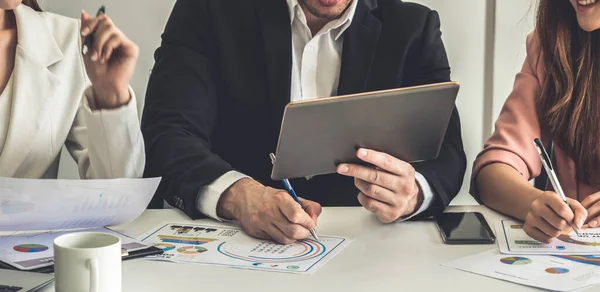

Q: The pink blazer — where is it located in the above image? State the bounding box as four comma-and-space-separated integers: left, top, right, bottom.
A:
471, 32, 597, 202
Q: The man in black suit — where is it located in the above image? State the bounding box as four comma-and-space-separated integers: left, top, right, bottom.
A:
143, 0, 466, 244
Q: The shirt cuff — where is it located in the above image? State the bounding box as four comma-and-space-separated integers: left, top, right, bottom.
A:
196, 171, 249, 221
395, 172, 435, 222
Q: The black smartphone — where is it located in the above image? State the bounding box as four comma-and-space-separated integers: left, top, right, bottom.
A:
434, 212, 496, 244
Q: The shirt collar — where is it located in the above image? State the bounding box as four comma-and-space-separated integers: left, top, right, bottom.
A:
286, 0, 358, 40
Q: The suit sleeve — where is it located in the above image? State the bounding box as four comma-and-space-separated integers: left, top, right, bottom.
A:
142, 0, 233, 219
405, 10, 467, 218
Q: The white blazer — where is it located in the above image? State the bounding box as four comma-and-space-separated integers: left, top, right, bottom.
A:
0, 5, 145, 179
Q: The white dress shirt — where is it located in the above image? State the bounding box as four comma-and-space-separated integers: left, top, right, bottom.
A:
196, 0, 435, 221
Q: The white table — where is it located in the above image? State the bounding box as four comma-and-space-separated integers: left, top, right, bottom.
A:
41, 206, 597, 292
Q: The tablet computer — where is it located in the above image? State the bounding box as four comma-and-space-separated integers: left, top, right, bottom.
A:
271, 81, 460, 180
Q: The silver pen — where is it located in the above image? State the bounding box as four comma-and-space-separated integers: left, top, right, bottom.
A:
269, 153, 319, 242
533, 138, 581, 237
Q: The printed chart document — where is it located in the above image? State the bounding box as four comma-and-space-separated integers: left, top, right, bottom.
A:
443, 249, 600, 292
0, 228, 151, 270
140, 223, 351, 274
497, 220, 600, 255
0, 177, 161, 230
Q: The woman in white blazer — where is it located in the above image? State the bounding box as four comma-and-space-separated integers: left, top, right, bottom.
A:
0, 0, 144, 179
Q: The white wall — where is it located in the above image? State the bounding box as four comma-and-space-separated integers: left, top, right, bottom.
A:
492, 0, 536, 129
410, 0, 492, 205
46, 0, 536, 206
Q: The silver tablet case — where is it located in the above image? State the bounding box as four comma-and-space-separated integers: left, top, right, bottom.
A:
271, 82, 460, 180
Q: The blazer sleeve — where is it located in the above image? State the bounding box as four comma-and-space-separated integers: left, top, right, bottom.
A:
405, 10, 467, 218
470, 33, 545, 202
64, 19, 145, 180
65, 86, 145, 179
141, 0, 233, 218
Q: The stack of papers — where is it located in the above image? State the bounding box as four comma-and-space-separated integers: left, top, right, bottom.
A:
443, 220, 600, 291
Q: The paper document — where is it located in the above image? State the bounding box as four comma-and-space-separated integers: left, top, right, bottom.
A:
0, 177, 161, 230
0, 228, 150, 270
443, 249, 600, 291
497, 220, 600, 255
139, 223, 351, 274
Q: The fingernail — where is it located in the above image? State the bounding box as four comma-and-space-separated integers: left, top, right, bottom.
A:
81, 27, 90, 36
90, 52, 98, 62
578, 218, 585, 228
358, 149, 368, 158
338, 165, 348, 174
590, 220, 598, 228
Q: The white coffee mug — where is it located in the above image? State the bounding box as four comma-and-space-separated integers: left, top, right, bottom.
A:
54, 232, 122, 292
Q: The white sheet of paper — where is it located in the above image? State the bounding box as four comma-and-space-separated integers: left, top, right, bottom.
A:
497, 220, 600, 255
0, 177, 161, 230
0, 228, 150, 270
139, 223, 351, 274
443, 249, 600, 291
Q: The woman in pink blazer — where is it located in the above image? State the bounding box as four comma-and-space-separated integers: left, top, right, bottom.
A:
473, 0, 600, 243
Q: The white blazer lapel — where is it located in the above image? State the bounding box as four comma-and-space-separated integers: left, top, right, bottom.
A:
0, 5, 63, 177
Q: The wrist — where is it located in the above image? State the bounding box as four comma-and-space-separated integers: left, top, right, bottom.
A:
403, 180, 425, 218
91, 86, 131, 109
217, 178, 258, 220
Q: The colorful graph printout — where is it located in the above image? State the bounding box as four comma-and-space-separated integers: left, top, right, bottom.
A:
444, 249, 600, 291
0, 228, 150, 270
140, 223, 351, 274
555, 255, 600, 267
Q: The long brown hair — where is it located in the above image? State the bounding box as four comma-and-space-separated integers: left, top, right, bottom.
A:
22, 0, 42, 11
536, 0, 600, 184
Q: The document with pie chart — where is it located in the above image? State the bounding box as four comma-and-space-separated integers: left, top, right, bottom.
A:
139, 223, 351, 274
0, 228, 149, 270
444, 249, 600, 291
497, 220, 600, 255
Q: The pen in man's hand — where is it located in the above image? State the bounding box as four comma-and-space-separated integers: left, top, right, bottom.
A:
269, 153, 319, 242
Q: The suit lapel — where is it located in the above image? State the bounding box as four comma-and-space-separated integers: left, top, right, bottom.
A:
0, 4, 63, 177
254, 0, 293, 137
337, 1, 382, 96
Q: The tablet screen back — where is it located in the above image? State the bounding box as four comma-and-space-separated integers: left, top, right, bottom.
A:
271, 82, 459, 180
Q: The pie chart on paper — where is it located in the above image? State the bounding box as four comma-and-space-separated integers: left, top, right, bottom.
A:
13, 244, 49, 253
500, 257, 532, 265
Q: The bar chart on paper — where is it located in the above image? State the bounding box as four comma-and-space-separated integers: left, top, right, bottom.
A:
140, 223, 351, 274
497, 220, 600, 255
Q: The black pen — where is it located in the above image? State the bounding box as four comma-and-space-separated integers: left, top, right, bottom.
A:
82, 5, 106, 55
533, 138, 581, 237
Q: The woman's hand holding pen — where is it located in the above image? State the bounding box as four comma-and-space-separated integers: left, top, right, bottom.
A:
80, 10, 139, 109
523, 191, 587, 244
217, 178, 322, 244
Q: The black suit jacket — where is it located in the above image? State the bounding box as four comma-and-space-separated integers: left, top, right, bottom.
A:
142, 0, 467, 219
